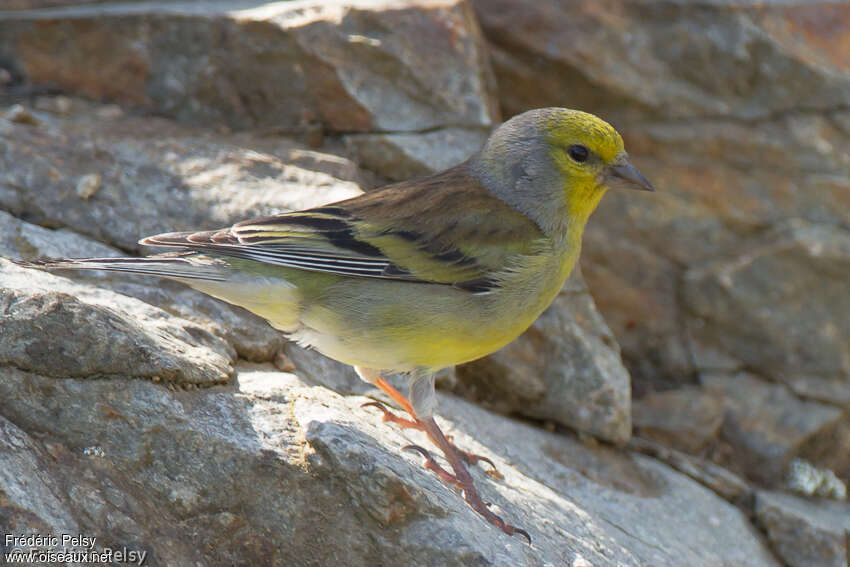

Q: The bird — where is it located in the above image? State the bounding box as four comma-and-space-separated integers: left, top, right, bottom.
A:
15, 107, 653, 542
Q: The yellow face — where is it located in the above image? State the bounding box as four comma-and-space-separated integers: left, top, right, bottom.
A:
544, 109, 625, 178
541, 110, 625, 221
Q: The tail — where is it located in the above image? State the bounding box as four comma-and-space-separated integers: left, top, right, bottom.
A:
13, 254, 230, 282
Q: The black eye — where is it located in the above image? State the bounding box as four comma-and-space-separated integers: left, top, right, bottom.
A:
568, 145, 589, 163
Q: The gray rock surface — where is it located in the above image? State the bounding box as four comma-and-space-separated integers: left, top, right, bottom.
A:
0, 361, 782, 567
457, 271, 632, 445
797, 415, 850, 497
628, 437, 752, 505
631, 386, 724, 454
472, 0, 850, 395
0, 99, 365, 252
685, 221, 850, 406
703, 372, 843, 485
785, 459, 847, 502
344, 127, 490, 181
0, 200, 287, 364
472, 0, 850, 123
0, 0, 498, 133
755, 490, 850, 567
0, 260, 233, 384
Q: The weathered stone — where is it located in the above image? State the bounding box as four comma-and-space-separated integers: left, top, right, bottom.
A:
344, 127, 489, 180
629, 437, 752, 505
4, 103, 39, 125
755, 490, 850, 567
703, 372, 844, 484
797, 414, 850, 495
473, 0, 850, 123
0, 208, 286, 363
1, 0, 98, 9
110, 279, 288, 363
0, 0, 498, 133
0, 260, 234, 384
472, 0, 850, 396
632, 386, 724, 454
685, 221, 850, 405
283, 342, 370, 397
457, 271, 631, 445
583, 112, 850, 394
0, 98, 364, 252
0, 209, 119, 261
786, 459, 847, 502
0, 362, 782, 566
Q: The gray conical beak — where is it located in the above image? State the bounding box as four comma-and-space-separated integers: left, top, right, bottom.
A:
606, 159, 655, 192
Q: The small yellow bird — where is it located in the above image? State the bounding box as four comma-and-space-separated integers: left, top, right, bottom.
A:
19, 108, 652, 541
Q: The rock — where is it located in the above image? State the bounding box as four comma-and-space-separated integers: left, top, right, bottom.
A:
0, 209, 119, 261
33, 94, 73, 114
344, 127, 489, 180
4, 103, 39, 125
0, 208, 287, 363
1, 0, 98, 9
685, 221, 850, 405
0, 98, 365, 252
74, 172, 102, 200
0, 0, 498, 134
472, 0, 850, 123
703, 372, 844, 484
457, 271, 632, 445
797, 414, 850, 495
628, 437, 752, 505
583, 112, 850, 394
755, 490, 850, 567
284, 342, 371, 397
471, 0, 850, 395
0, 260, 234, 385
631, 386, 724, 454
786, 459, 847, 502
0, 360, 782, 566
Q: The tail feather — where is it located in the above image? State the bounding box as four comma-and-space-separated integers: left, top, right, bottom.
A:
13, 255, 230, 282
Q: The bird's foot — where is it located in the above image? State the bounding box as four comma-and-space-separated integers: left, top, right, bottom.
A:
361, 401, 422, 430
362, 376, 527, 542
361, 400, 501, 477
402, 444, 462, 489
416, 417, 530, 544
460, 481, 532, 544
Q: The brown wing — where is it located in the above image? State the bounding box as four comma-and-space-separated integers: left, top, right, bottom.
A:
141, 163, 545, 292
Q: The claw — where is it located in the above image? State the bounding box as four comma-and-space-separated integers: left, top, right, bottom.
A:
511, 527, 532, 544
403, 445, 462, 489
472, 502, 531, 544
401, 444, 430, 458
362, 400, 423, 430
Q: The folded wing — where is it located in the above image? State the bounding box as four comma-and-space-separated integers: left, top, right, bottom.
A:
141, 165, 544, 294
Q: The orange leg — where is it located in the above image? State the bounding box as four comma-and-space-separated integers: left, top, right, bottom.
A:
362, 376, 529, 543
366, 378, 499, 472
375, 377, 417, 416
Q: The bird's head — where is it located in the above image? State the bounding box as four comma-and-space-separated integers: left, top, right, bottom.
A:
472, 107, 653, 235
